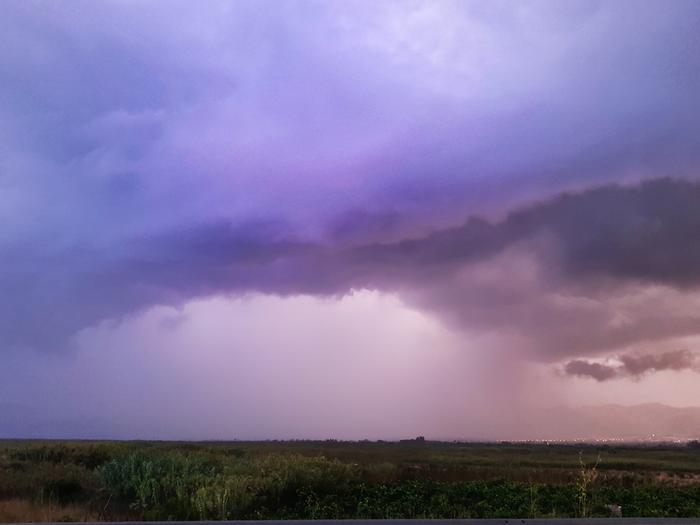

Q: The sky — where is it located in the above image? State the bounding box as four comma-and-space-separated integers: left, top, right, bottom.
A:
2, 0, 700, 440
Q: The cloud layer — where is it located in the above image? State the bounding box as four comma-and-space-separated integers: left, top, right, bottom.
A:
3, 1, 700, 438
5, 177, 700, 364
564, 350, 700, 381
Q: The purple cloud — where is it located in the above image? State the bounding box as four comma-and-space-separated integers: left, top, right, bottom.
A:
1, 1, 700, 440
564, 350, 700, 381
6, 176, 700, 365
2, 1, 700, 438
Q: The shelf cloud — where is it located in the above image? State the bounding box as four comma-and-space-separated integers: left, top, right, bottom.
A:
5, 178, 700, 365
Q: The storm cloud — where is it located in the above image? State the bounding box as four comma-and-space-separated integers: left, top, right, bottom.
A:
5, 177, 700, 362
564, 350, 700, 381
2, 1, 700, 439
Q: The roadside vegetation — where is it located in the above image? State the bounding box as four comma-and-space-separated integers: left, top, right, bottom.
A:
1, 439, 699, 521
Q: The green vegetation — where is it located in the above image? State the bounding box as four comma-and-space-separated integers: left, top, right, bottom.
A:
1, 439, 699, 521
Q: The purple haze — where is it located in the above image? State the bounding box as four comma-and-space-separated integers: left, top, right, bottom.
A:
2, 0, 700, 440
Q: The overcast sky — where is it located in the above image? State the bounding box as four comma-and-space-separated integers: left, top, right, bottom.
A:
2, 0, 700, 440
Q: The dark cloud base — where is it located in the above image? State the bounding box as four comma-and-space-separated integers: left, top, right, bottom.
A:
6, 177, 700, 368
564, 349, 700, 381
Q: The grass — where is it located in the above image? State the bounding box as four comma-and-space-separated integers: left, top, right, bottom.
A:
0, 439, 699, 521
0, 499, 98, 523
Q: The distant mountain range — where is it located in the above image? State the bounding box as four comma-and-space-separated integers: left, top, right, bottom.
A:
528, 403, 700, 441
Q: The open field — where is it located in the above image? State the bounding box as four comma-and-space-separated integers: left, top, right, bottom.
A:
1, 440, 699, 522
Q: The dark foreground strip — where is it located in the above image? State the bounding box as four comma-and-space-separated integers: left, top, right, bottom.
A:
10, 518, 700, 525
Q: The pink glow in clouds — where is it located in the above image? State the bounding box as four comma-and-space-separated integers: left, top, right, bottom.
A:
3, 290, 700, 440
2, 1, 700, 439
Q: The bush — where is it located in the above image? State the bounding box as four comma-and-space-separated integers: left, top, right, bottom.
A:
97, 453, 218, 519
10, 444, 113, 469
42, 479, 85, 504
